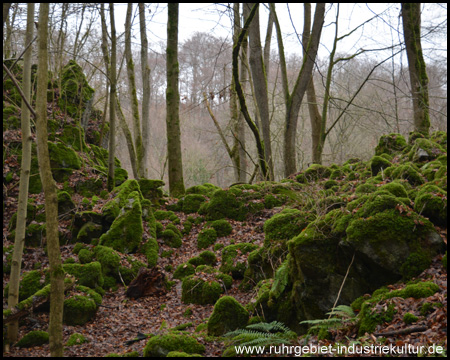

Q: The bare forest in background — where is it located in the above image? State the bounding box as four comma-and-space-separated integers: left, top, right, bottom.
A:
3, 3, 447, 188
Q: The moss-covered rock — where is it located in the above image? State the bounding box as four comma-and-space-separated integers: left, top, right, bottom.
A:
63, 285, 102, 326
185, 183, 220, 197
139, 179, 165, 205
197, 228, 217, 249
66, 332, 88, 346
408, 138, 445, 163
375, 133, 407, 156
58, 60, 95, 119
93, 245, 121, 277
162, 229, 182, 248
201, 190, 248, 221
143, 333, 205, 357
63, 261, 104, 289
15, 330, 49, 348
304, 164, 331, 181
76, 221, 103, 244
414, 184, 447, 226
181, 274, 223, 305
173, 263, 196, 280
180, 194, 207, 214
188, 250, 217, 267
207, 296, 249, 336
141, 237, 159, 268
99, 190, 143, 253
370, 155, 392, 176
264, 209, 313, 246
208, 219, 232, 237
379, 181, 408, 198
389, 163, 425, 186
220, 243, 259, 279
78, 248, 94, 264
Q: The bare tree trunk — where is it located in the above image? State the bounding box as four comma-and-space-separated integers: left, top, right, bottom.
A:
272, 3, 325, 177
7, 3, 34, 344
401, 3, 430, 134
139, 3, 151, 179
247, 3, 274, 180
107, 3, 117, 191
36, 4, 64, 356
125, 3, 145, 179
166, 3, 185, 197
3, 3, 11, 27
303, 3, 323, 164
233, 3, 268, 179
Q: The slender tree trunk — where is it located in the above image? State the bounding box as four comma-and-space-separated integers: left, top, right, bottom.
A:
107, 3, 117, 191
3, 3, 11, 27
7, 3, 34, 344
125, 3, 145, 179
302, 3, 323, 164
139, 3, 151, 179
232, 3, 268, 179
247, 3, 274, 180
166, 3, 185, 197
401, 3, 430, 134
273, 3, 325, 176
35, 4, 64, 356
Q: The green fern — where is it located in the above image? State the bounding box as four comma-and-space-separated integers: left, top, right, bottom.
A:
224, 321, 296, 347
300, 305, 357, 336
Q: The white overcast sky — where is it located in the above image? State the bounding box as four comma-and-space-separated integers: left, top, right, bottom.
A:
110, 3, 447, 65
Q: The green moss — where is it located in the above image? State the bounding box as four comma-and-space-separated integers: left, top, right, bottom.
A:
162, 229, 182, 248
173, 263, 196, 280
186, 183, 220, 197
181, 275, 223, 305
64, 294, 99, 326
414, 185, 447, 226
15, 330, 49, 348
19, 270, 44, 301
63, 261, 104, 288
143, 333, 205, 357
358, 300, 396, 335
78, 249, 93, 264
141, 237, 159, 268
370, 156, 392, 176
66, 332, 88, 346
379, 181, 408, 198
263, 208, 313, 246
180, 194, 207, 214
207, 296, 249, 336
99, 191, 143, 253
208, 219, 232, 237
375, 133, 407, 156
197, 228, 217, 249
220, 243, 259, 279
93, 245, 121, 277
202, 190, 248, 221
188, 250, 217, 267
154, 210, 180, 223
390, 163, 425, 186
399, 252, 432, 279
304, 164, 331, 181
166, 351, 203, 357
408, 138, 445, 162
403, 312, 418, 324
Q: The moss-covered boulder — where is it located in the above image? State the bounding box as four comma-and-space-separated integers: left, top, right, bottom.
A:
197, 228, 217, 249
76, 221, 103, 243
201, 190, 248, 221
138, 179, 165, 205
15, 331, 49, 348
63, 285, 102, 326
208, 219, 232, 237
57, 191, 76, 215
414, 184, 447, 226
207, 296, 249, 336
375, 133, 407, 156
408, 138, 445, 163
180, 194, 207, 214
93, 245, 121, 277
220, 243, 259, 279
303, 164, 331, 181
181, 274, 223, 305
186, 183, 220, 197
370, 155, 392, 176
63, 261, 104, 289
187, 250, 217, 267
143, 333, 205, 357
99, 190, 143, 253
48, 141, 81, 181
173, 263, 196, 280
58, 60, 95, 119
66, 332, 88, 346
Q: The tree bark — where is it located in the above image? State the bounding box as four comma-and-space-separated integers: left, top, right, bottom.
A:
125, 4, 145, 179
35, 4, 65, 356
273, 3, 325, 177
166, 3, 185, 197
7, 3, 34, 344
401, 3, 430, 134
247, 3, 274, 180
232, 3, 268, 179
107, 3, 117, 191
139, 3, 151, 179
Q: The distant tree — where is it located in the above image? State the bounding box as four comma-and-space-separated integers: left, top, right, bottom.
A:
7, 2, 34, 344
166, 3, 185, 196
401, 3, 430, 134
35, 3, 64, 356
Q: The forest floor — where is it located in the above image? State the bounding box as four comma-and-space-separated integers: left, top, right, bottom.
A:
2, 187, 447, 357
